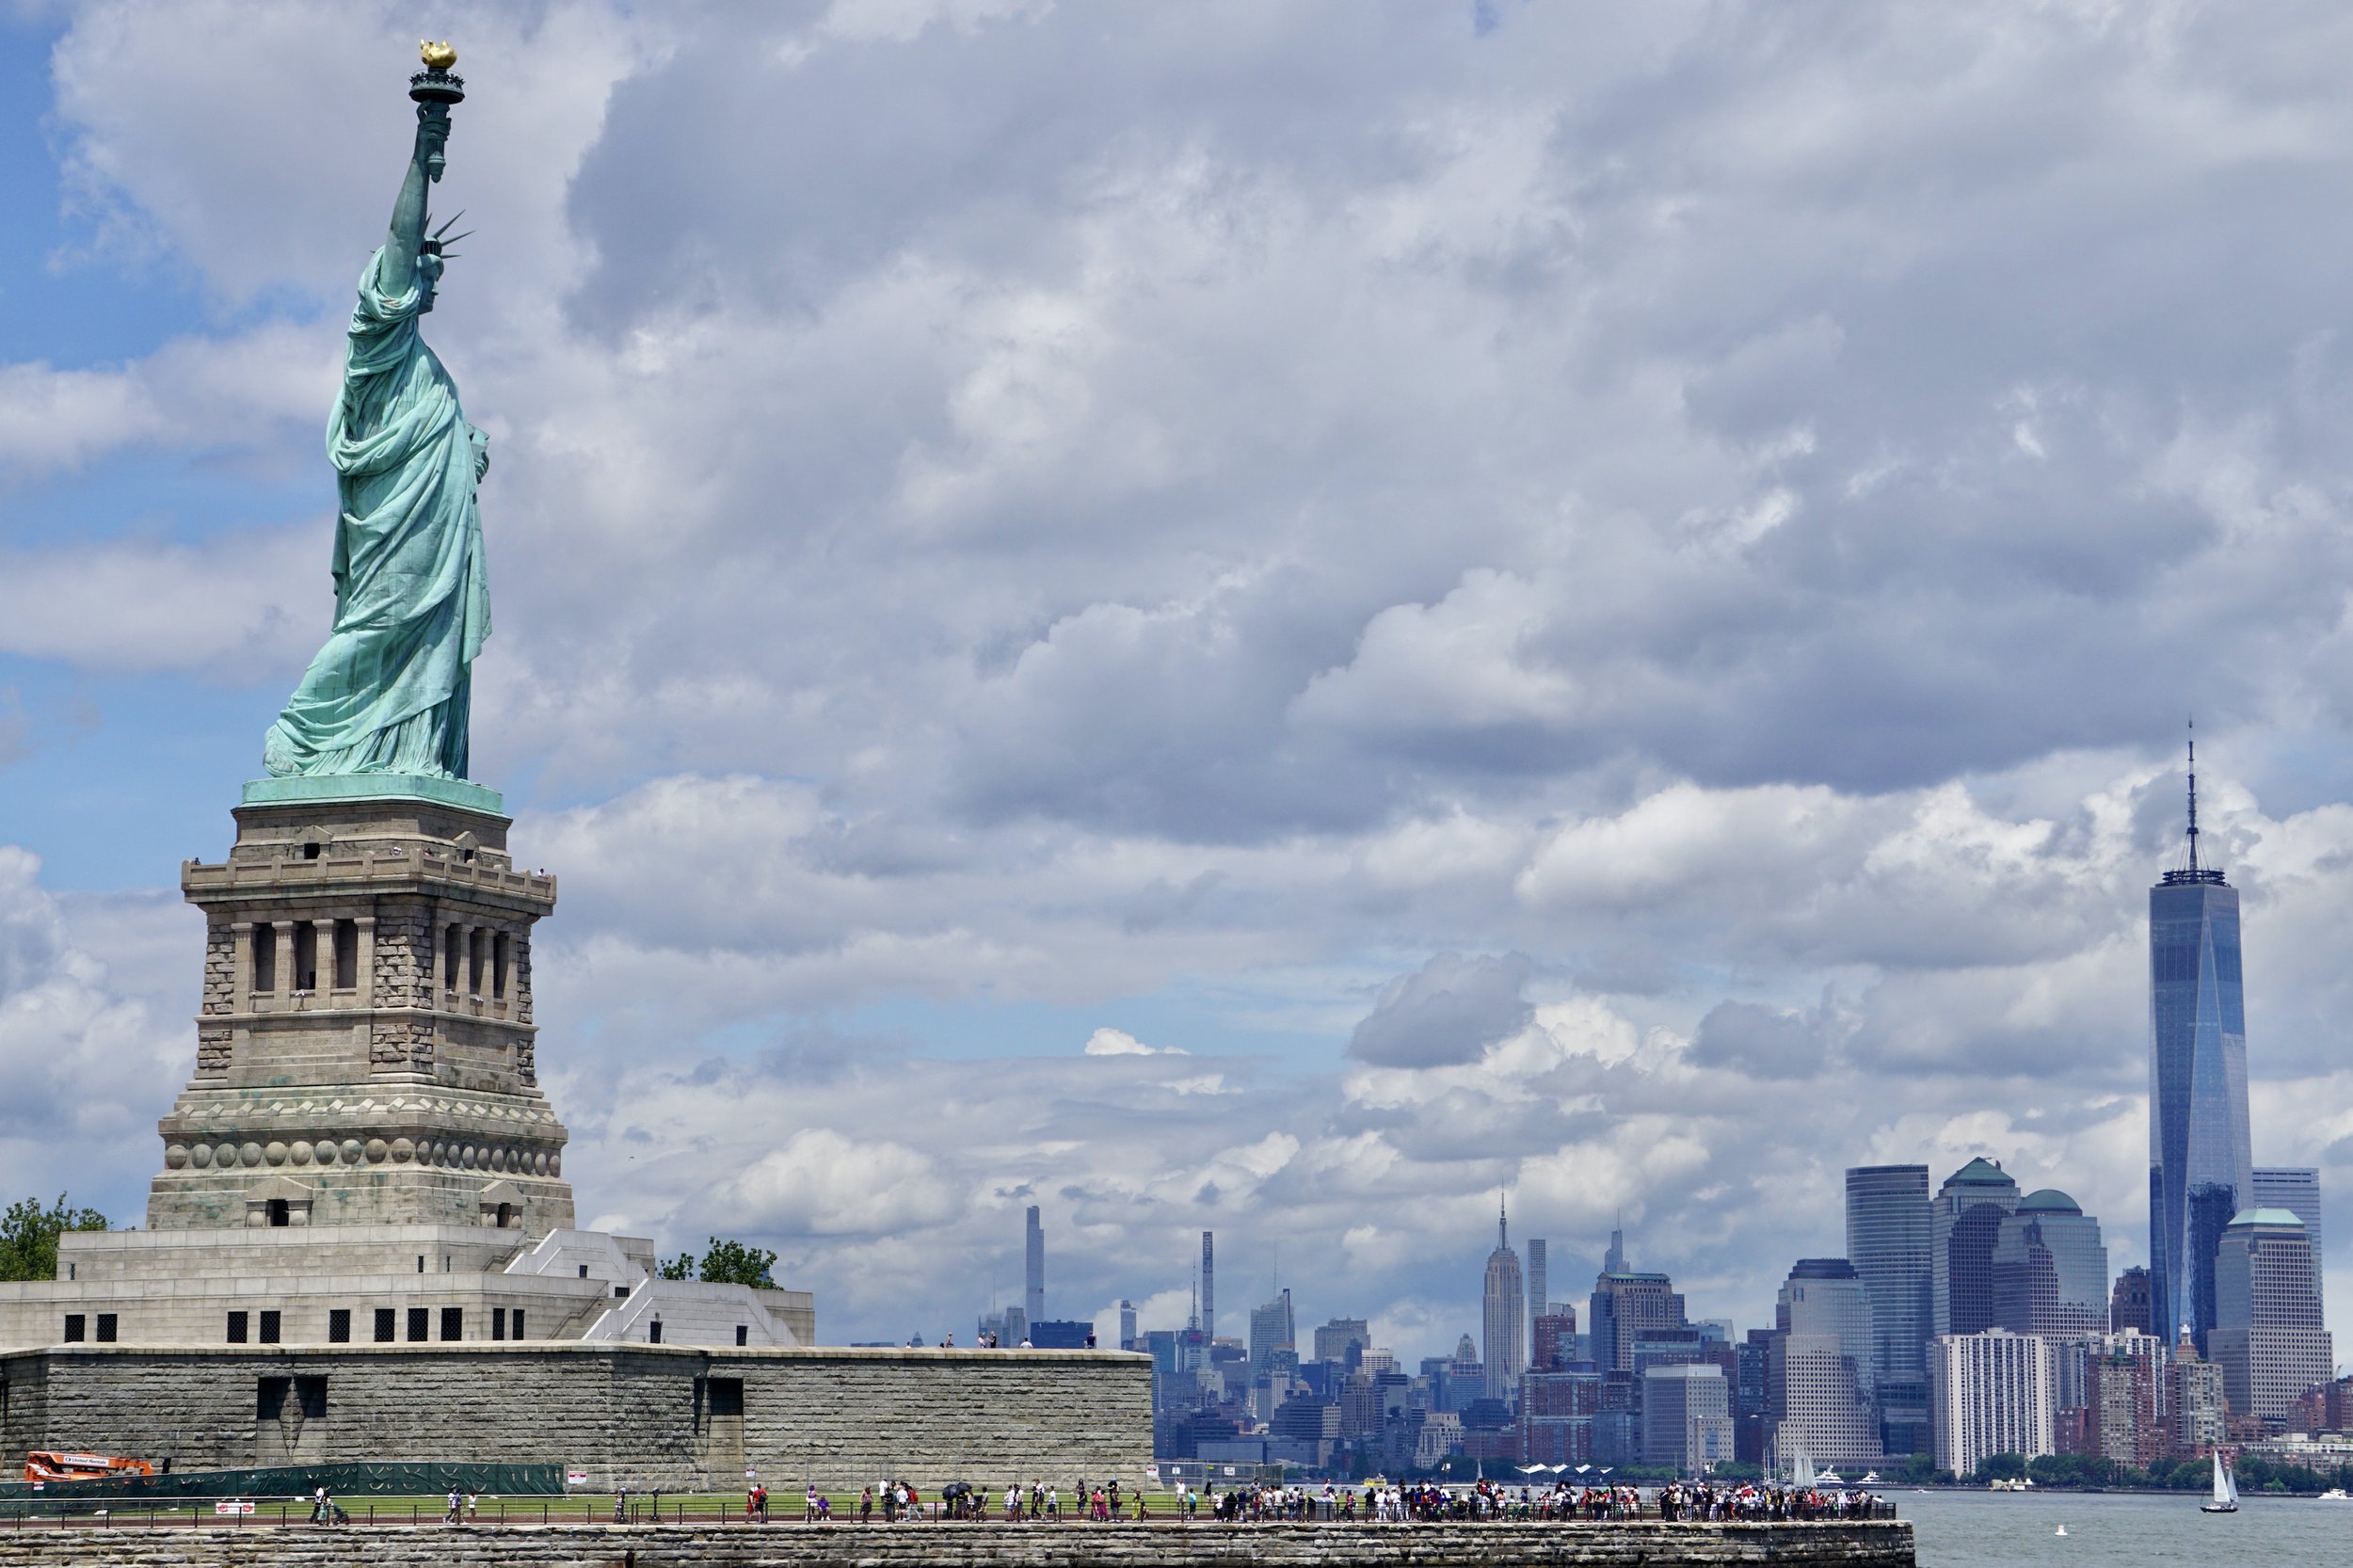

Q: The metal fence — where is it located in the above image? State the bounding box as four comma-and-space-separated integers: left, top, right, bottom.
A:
0, 1463, 560, 1506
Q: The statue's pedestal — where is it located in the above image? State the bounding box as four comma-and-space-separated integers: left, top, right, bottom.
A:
155, 776, 568, 1233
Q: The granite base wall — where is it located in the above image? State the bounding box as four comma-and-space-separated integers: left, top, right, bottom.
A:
0, 1522, 1916, 1568
0, 1344, 1151, 1493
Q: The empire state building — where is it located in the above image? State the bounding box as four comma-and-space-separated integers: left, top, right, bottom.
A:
1482, 1197, 1527, 1400
2147, 735, 2253, 1352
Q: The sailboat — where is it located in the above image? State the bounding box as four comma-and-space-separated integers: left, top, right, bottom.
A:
2201, 1451, 2238, 1514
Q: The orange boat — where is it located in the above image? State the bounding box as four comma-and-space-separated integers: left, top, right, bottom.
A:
24, 1451, 154, 1485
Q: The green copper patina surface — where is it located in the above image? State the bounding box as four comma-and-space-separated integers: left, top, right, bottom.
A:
241, 774, 504, 814
262, 71, 489, 783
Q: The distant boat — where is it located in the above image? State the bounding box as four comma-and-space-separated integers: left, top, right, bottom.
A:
2201, 1451, 2238, 1514
2055, 1525, 2068, 1536
2317, 1488, 2350, 1502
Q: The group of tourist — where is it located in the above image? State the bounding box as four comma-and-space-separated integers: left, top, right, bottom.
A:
838, 1478, 1133, 1522
796, 1476, 1885, 1525
1197, 1480, 1611, 1523
1653, 1481, 1885, 1523
1161, 1477, 1892, 1526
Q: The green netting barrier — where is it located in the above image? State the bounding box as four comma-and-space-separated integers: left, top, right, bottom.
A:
0, 1461, 560, 1506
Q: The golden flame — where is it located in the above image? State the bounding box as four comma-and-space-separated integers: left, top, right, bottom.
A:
420, 40, 457, 71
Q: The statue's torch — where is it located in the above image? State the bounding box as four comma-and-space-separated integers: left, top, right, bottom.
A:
409, 40, 465, 183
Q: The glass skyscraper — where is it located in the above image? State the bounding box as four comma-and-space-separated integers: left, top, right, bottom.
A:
1846, 1164, 1932, 1383
1932, 1157, 2021, 1336
1991, 1190, 2110, 1340
2148, 741, 2251, 1352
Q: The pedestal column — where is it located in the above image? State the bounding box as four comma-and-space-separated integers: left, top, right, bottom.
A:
357, 915, 377, 1008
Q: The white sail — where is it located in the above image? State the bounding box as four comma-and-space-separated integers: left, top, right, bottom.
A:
2224, 1458, 2239, 1506
2212, 1451, 2231, 1506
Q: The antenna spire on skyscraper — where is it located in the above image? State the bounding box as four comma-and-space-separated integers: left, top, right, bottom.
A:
2163, 718, 2225, 888
1499, 1190, 1508, 1251
2187, 716, 2201, 874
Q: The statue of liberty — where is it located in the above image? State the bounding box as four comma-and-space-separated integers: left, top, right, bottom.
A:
264, 44, 488, 782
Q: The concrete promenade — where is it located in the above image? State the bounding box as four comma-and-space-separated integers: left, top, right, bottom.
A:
0, 1520, 1916, 1568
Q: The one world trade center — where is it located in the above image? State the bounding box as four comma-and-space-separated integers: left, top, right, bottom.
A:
2148, 734, 2252, 1352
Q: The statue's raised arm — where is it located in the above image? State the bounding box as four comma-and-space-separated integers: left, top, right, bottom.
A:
375, 104, 447, 299
263, 43, 491, 784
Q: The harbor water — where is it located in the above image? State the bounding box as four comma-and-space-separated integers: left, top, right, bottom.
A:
1903, 1486, 2346, 1565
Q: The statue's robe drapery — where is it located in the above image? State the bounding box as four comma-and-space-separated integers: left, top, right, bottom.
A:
264, 248, 489, 779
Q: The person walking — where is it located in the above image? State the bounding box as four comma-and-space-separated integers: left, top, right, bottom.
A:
444, 1487, 462, 1525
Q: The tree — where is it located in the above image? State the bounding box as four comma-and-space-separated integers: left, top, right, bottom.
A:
656, 1254, 695, 1281
1974, 1451, 2029, 1482
696, 1237, 776, 1288
0, 1194, 108, 1283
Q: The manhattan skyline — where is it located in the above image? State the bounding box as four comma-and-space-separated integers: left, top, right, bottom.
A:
1, 5, 2351, 1360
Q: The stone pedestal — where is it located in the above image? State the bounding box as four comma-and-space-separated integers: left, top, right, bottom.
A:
149, 778, 573, 1235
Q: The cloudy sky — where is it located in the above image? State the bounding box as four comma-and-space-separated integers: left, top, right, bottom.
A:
3, 0, 2351, 1361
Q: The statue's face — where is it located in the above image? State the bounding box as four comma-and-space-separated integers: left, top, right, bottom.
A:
419, 252, 445, 313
